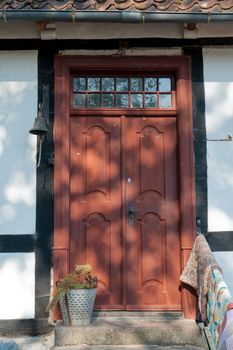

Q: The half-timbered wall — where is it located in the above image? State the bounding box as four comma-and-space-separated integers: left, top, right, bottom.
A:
0, 41, 232, 331
0, 51, 37, 319
203, 47, 233, 294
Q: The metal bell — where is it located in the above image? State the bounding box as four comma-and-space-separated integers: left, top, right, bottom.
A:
29, 109, 48, 135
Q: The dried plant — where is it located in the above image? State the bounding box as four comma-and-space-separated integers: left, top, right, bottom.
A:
47, 265, 98, 311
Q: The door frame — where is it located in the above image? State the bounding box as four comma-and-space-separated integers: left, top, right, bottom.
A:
54, 55, 196, 318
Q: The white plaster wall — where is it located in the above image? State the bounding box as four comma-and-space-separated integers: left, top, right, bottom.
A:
0, 51, 37, 234
0, 253, 35, 319
214, 252, 233, 296
0, 52, 37, 319
203, 49, 233, 295
203, 48, 233, 232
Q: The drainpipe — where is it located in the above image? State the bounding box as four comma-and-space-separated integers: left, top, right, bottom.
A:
1, 10, 233, 24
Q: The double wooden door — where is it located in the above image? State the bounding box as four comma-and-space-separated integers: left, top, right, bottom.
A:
70, 115, 181, 311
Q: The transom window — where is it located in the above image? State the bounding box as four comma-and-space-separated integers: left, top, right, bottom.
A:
72, 76, 174, 109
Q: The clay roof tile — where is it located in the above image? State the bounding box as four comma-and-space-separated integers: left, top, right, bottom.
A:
1, 0, 233, 12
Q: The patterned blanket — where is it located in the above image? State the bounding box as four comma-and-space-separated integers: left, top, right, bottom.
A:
207, 270, 233, 349
180, 234, 223, 322
218, 309, 233, 350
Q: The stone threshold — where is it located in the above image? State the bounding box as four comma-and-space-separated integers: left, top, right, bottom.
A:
54, 318, 205, 348
92, 311, 184, 321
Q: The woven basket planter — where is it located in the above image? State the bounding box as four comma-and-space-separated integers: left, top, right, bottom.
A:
59, 288, 96, 326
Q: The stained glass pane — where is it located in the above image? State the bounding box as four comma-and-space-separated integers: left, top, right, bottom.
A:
116, 78, 128, 92
73, 78, 86, 92
102, 78, 114, 92
87, 94, 100, 107
88, 78, 100, 91
102, 94, 114, 107
159, 78, 171, 92
159, 94, 172, 108
116, 94, 128, 108
131, 94, 143, 108
145, 94, 157, 108
130, 78, 143, 92
145, 78, 157, 92
73, 94, 86, 107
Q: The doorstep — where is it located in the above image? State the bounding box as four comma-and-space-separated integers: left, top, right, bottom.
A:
53, 346, 204, 350
54, 312, 205, 348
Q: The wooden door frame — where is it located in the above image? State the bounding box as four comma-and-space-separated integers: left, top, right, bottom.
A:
54, 55, 196, 318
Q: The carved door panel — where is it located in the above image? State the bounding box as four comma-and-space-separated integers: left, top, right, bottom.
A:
124, 117, 181, 310
70, 116, 181, 310
70, 116, 123, 309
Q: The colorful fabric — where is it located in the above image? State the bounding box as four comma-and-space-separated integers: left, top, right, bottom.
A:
180, 234, 223, 321
219, 309, 233, 350
207, 269, 233, 348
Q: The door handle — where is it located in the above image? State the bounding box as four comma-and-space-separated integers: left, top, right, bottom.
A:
128, 206, 135, 225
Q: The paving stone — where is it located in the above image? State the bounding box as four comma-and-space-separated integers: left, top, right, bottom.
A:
53, 346, 204, 350
0, 334, 54, 350
0, 340, 20, 350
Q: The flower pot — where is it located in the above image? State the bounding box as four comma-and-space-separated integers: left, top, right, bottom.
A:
59, 295, 70, 326
60, 288, 96, 326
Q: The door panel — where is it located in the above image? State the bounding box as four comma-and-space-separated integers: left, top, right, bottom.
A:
70, 117, 123, 309
124, 117, 181, 310
70, 116, 181, 310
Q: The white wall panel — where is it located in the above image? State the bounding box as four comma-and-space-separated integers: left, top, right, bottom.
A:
214, 252, 233, 296
0, 51, 37, 234
203, 48, 233, 232
0, 253, 35, 319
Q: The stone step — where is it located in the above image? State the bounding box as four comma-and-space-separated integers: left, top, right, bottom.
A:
54, 346, 204, 350
54, 319, 205, 348
92, 311, 184, 320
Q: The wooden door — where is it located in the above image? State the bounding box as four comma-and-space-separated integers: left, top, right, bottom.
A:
54, 56, 196, 317
70, 115, 181, 311
124, 117, 180, 310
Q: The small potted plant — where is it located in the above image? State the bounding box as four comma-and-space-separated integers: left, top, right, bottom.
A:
48, 264, 98, 326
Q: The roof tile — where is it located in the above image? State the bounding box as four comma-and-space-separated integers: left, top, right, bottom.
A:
1, 0, 233, 12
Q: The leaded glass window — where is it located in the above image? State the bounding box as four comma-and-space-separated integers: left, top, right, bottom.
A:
73, 76, 174, 109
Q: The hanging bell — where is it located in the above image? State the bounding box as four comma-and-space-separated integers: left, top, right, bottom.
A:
29, 109, 48, 135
